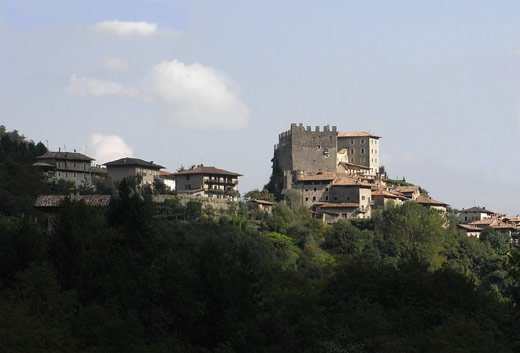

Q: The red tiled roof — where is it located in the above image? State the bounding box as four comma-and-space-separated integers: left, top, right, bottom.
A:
337, 131, 380, 138
372, 189, 406, 199
35, 195, 111, 208
415, 195, 447, 206
172, 165, 242, 177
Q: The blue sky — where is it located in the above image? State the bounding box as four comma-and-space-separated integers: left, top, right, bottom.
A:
1, 1, 520, 213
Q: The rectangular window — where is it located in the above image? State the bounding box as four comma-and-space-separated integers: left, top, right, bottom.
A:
351, 149, 355, 154
305, 197, 309, 202
334, 196, 338, 201
312, 196, 316, 201
361, 139, 365, 144
313, 188, 317, 192
350, 140, 354, 145
325, 196, 329, 201
361, 148, 365, 154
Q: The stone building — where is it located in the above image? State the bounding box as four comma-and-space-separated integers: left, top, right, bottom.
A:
337, 131, 381, 176
33, 151, 105, 187
458, 206, 499, 224
274, 123, 381, 221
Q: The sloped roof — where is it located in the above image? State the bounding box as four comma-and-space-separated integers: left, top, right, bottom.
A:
36, 151, 94, 161
372, 189, 407, 199
251, 199, 275, 205
35, 195, 111, 208
394, 185, 420, 194
104, 157, 164, 170
172, 165, 242, 176
332, 176, 372, 187
337, 131, 380, 138
460, 206, 497, 214
415, 195, 447, 206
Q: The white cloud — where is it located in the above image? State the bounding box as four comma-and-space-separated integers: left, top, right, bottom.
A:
143, 60, 249, 129
104, 58, 129, 73
86, 133, 134, 164
91, 20, 159, 36
66, 60, 249, 130
65, 75, 135, 97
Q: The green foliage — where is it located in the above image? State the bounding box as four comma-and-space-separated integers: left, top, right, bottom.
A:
264, 148, 283, 201
0, 127, 518, 352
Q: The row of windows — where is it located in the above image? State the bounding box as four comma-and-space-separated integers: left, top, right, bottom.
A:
348, 139, 378, 145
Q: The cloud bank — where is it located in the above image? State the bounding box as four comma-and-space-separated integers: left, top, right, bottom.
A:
66, 60, 250, 130
65, 75, 135, 97
144, 60, 249, 129
91, 20, 159, 36
86, 133, 134, 164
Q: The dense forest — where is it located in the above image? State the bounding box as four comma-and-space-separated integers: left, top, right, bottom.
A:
0, 126, 519, 352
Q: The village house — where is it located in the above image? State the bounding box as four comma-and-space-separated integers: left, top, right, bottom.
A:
172, 165, 242, 201
103, 157, 164, 185
33, 150, 106, 187
371, 189, 408, 208
248, 199, 275, 214
35, 193, 111, 233
458, 206, 499, 223
415, 195, 448, 213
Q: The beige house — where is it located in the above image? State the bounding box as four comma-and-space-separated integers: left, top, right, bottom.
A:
172, 165, 242, 201
290, 172, 372, 220
336, 131, 381, 176
458, 206, 498, 224
457, 224, 482, 238
104, 157, 164, 185
249, 199, 275, 213
33, 151, 105, 186
372, 189, 407, 208
393, 185, 421, 200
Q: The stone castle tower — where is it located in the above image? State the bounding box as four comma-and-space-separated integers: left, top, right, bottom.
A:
273, 123, 381, 192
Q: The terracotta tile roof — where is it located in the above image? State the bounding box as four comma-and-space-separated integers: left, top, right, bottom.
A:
415, 195, 447, 206
172, 165, 242, 177
337, 131, 380, 138
394, 186, 420, 193
35, 195, 111, 208
372, 189, 406, 199
251, 199, 275, 205
104, 157, 164, 169
332, 176, 372, 187
36, 151, 94, 161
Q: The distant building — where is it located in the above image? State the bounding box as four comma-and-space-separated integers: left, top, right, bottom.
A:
249, 199, 275, 213
172, 165, 242, 201
415, 195, 448, 213
336, 131, 381, 176
103, 157, 164, 185
33, 151, 105, 186
393, 185, 420, 200
372, 189, 408, 208
158, 171, 176, 191
35, 193, 111, 233
458, 206, 499, 224
290, 172, 372, 219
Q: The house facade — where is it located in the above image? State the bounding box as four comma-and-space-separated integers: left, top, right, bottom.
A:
459, 207, 498, 223
172, 165, 242, 201
33, 151, 103, 186
103, 157, 164, 185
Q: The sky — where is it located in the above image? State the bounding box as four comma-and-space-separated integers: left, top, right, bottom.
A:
1, 0, 520, 214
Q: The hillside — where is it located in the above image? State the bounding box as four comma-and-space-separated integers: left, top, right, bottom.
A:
0, 127, 519, 352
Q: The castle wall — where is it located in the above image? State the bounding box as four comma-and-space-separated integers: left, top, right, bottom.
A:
277, 123, 338, 177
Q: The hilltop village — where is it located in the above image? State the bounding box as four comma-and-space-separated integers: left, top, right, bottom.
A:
31, 123, 519, 240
